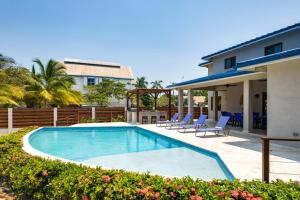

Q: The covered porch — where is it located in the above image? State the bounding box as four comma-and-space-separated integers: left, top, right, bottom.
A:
170, 70, 267, 134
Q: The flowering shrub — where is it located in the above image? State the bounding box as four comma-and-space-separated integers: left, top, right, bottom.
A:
0, 127, 299, 199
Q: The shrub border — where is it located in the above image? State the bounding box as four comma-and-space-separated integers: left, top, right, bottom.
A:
1, 127, 299, 199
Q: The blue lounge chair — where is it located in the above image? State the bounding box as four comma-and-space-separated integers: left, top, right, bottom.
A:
179, 114, 207, 132
195, 116, 230, 136
166, 113, 192, 129
156, 112, 179, 127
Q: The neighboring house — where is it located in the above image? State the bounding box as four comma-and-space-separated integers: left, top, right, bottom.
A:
63, 58, 135, 107
168, 23, 300, 139
183, 96, 206, 106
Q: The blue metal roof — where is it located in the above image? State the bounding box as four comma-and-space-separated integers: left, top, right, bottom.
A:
201, 23, 300, 60
237, 48, 300, 69
167, 70, 254, 88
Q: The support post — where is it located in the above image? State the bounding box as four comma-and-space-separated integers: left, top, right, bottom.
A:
262, 138, 270, 183
92, 107, 96, 120
8, 108, 13, 133
213, 91, 218, 121
178, 89, 184, 121
168, 91, 171, 120
187, 89, 194, 123
243, 79, 254, 133
137, 89, 140, 123
154, 93, 157, 110
53, 107, 57, 127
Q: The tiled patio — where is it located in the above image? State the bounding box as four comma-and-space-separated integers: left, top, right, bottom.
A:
73, 122, 300, 181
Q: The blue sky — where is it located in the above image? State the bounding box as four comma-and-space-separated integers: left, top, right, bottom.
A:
1, 0, 300, 86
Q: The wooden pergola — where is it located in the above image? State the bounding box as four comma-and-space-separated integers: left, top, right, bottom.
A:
126, 88, 172, 123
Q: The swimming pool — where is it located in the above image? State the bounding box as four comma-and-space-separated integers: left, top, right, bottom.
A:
26, 126, 234, 180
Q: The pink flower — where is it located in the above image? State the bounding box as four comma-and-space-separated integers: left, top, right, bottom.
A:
101, 175, 111, 183
231, 190, 239, 198
240, 191, 247, 198
155, 192, 160, 199
247, 193, 254, 198
170, 191, 177, 198
189, 195, 202, 200
82, 195, 89, 200
251, 197, 263, 200
42, 170, 48, 177
216, 191, 226, 197
190, 187, 196, 195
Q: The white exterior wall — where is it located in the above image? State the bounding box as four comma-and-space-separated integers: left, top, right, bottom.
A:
207, 91, 214, 119
71, 76, 134, 107
219, 84, 243, 114
267, 59, 300, 139
207, 81, 267, 120
209, 29, 300, 74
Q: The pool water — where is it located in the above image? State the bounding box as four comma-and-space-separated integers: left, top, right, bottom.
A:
29, 126, 234, 180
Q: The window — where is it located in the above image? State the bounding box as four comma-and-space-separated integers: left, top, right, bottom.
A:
210, 96, 213, 111
224, 56, 236, 69
264, 43, 282, 55
87, 77, 95, 85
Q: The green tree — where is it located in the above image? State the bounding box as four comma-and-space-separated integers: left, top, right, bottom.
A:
0, 53, 15, 69
151, 80, 163, 89
0, 54, 28, 107
0, 70, 24, 106
134, 77, 154, 108
85, 78, 126, 107
25, 59, 83, 107
157, 94, 176, 107
134, 76, 148, 88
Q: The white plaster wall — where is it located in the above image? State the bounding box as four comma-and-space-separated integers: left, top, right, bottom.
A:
207, 91, 214, 119
219, 84, 243, 114
208, 81, 266, 117
73, 76, 85, 93
209, 29, 300, 74
71, 75, 134, 107
267, 59, 300, 138
252, 81, 267, 113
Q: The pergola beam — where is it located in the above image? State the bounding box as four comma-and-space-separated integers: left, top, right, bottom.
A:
126, 88, 172, 123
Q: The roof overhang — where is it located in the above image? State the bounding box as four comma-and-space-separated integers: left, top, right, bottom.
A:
198, 61, 213, 67
167, 71, 266, 90
201, 23, 300, 60
237, 48, 300, 70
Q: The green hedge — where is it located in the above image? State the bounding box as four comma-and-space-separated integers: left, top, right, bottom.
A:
0, 127, 299, 199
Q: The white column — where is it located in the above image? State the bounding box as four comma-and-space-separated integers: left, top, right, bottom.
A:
178, 89, 184, 121
92, 107, 96, 120
243, 79, 254, 133
53, 107, 57, 127
213, 91, 218, 121
187, 89, 194, 123
8, 108, 13, 133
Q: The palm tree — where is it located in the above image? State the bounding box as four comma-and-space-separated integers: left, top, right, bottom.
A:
151, 80, 163, 89
134, 76, 148, 88
25, 59, 84, 107
0, 53, 15, 69
0, 54, 24, 107
0, 71, 24, 106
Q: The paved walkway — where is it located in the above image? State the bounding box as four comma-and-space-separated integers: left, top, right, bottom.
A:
2, 122, 300, 181
139, 124, 300, 181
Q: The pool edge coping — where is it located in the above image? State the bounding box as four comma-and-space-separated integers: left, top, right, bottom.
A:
22, 125, 234, 180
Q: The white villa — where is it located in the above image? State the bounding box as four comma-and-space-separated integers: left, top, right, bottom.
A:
168, 23, 300, 140
63, 58, 135, 107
